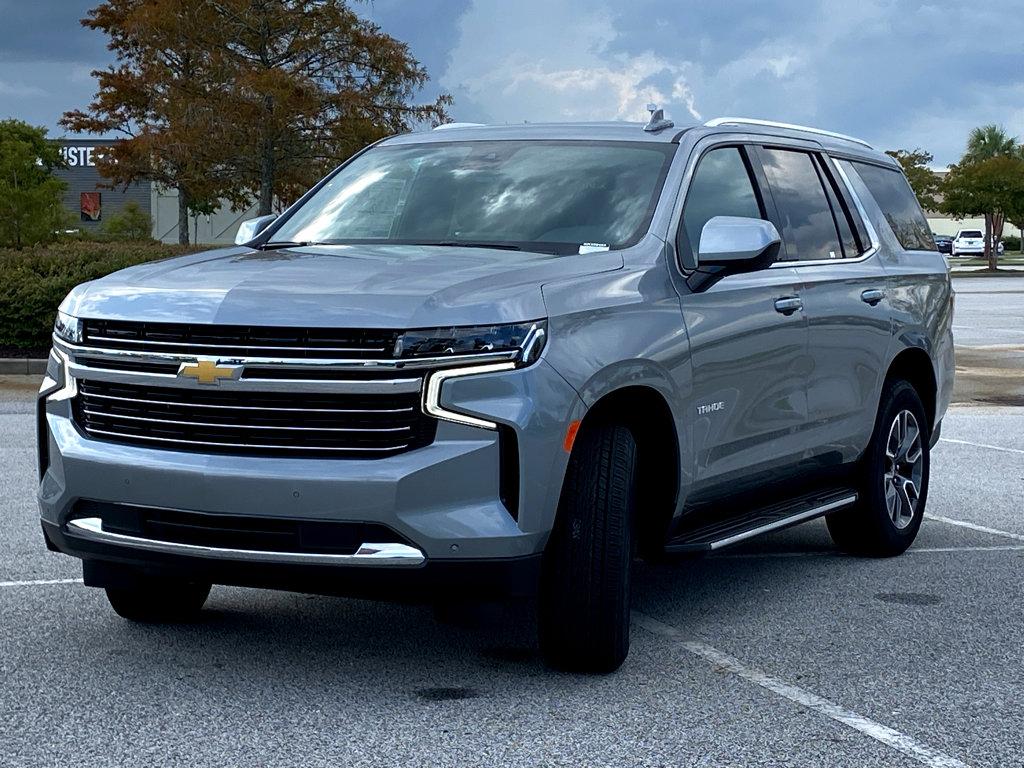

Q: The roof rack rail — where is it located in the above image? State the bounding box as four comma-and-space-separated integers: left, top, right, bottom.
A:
703, 117, 873, 149
433, 122, 485, 131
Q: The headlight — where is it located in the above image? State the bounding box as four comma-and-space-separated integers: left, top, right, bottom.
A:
395, 320, 546, 365
54, 310, 82, 344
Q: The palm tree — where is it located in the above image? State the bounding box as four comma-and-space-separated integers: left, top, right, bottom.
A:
959, 125, 1020, 266
963, 124, 1018, 164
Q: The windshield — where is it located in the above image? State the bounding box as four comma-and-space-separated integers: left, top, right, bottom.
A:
269, 140, 676, 255
960, 231, 983, 238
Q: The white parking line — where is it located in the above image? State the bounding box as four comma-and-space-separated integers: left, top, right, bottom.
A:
711, 544, 1024, 559
912, 544, 1024, 553
952, 325, 1024, 336
633, 612, 968, 768
925, 514, 1024, 542
939, 438, 1024, 455
0, 578, 82, 588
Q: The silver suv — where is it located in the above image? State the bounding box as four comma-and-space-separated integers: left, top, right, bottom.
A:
39, 115, 954, 672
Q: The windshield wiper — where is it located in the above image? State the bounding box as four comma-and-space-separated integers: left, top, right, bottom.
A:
254, 241, 314, 250
417, 241, 523, 251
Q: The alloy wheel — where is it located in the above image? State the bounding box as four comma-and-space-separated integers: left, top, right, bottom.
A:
883, 409, 924, 529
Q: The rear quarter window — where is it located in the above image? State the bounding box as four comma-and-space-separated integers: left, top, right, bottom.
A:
851, 162, 936, 251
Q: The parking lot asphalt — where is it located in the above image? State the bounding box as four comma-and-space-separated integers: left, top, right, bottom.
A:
2, 280, 1023, 767
950, 276, 1024, 347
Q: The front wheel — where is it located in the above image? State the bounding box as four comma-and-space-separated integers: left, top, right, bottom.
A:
827, 379, 930, 556
105, 578, 211, 623
539, 424, 637, 673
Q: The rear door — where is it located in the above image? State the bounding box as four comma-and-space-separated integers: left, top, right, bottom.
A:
756, 145, 892, 467
673, 142, 811, 502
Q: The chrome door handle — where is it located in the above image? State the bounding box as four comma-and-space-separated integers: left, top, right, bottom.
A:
774, 297, 803, 315
861, 289, 885, 306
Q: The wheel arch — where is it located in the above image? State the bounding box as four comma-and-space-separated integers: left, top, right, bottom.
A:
568, 384, 681, 556
883, 346, 937, 431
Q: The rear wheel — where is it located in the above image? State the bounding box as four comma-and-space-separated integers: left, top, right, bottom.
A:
539, 424, 637, 673
105, 578, 211, 623
827, 379, 930, 556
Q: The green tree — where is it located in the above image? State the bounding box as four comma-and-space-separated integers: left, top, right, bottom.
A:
61, 0, 228, 244
101, 201, 153, 241
941, 155, 1024, 270
0, 120, 68, 249
886, 149, 941, 211
950, 124, 1024, 266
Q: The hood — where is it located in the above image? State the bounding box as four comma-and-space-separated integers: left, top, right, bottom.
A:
63, 243, 623, 328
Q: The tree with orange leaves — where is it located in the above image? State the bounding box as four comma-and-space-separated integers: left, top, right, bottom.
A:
62, 0, 451, 243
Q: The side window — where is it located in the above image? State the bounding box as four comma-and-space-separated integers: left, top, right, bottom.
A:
851, 162, 936, 251
681, 146, 763, 254
759, 147, 843, 261
816, 157, 863, 258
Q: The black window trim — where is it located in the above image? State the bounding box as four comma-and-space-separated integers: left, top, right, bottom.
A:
669, 138, 887, 277
818, 153, 871, 256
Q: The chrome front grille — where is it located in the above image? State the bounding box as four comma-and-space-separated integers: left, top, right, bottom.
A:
82, 319, 399, 360
58, 320, 521, 458
73, 380, 437, 458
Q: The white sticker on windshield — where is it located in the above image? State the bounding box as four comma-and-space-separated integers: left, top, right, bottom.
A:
579, 243, 609, 254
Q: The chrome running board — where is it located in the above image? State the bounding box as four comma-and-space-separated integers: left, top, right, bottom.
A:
65, 517, 425, 567
665, 491, 857, 553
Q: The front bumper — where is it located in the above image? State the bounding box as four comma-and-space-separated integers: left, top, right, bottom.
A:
38, 350, 583, 598
42, 518, 542, 600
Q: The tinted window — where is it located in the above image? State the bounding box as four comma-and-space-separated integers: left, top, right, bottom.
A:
959, 230, 982, 238
852, 162, 936, 251
681, 147, 763, 252
760, 148, 843, 261
272, 140, 676, 255
818, 159, 863, 257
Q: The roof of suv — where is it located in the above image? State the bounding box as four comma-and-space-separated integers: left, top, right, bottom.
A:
381, 118, 895, 166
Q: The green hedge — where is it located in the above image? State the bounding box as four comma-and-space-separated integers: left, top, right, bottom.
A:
0, 241, 201, 354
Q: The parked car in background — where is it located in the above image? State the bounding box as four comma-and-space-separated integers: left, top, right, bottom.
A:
933, 234, 953, 254
39, 117, 954, 673
951, 229, 984, 256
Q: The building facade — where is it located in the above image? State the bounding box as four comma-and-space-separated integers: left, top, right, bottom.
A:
55, 138, 255, 245
56, 139, 150, 234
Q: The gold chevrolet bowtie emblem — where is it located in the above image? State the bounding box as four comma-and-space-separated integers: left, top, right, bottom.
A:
177, 359, 242, 385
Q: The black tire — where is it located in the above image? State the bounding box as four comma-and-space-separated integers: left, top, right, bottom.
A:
539, 424, 637, 673
105, 578, 211, 623
827, 379, 930, 557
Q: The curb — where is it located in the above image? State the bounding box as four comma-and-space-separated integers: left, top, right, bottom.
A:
0, 359, 48, 375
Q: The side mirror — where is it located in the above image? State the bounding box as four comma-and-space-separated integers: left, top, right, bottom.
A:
234, 214, 278, 245
698, 216, 781, 272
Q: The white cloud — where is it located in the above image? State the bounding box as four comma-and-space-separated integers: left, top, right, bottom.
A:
437, 0, 1024, 164
443, 0, 702, 124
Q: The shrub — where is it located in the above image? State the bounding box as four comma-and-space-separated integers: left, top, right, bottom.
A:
101, 201, 154, 241
1001, 234, 1021, 252
0, 241, 201, 354
0, 120, 68, 249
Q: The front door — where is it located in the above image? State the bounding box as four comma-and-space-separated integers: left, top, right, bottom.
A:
673, 144, 811, 506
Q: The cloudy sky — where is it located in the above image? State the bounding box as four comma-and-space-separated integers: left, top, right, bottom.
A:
1, 0, 1022, 166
